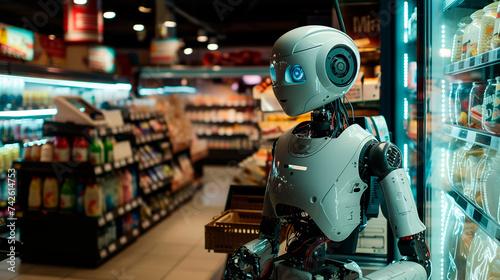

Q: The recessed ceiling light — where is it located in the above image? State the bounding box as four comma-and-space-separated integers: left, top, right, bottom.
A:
197, 30, 208, 42
73, 0, 87, 4
207, 38, 218, 50
48, 35, 56, 40
184, 48, 193, 55
163, 21, 176, 27
103, 11, 116, 19
133, 24, 145, 32
138, 6, 152, 13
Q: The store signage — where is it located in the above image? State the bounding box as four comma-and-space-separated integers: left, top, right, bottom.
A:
338, 3, 380, 48
64, 0, 103, 43
150, 38, 180, 65
0, 23, 34, 61
88, 46, 115, 73
31, 33, 66, 67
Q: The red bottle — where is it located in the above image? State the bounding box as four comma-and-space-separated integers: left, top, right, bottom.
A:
72, 137, 89, 162
54, 137, 70, 162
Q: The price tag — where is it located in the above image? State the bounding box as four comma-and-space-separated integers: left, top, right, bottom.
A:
458, 61, 464, 69
153, 214, 160, 222
142, 220, 151, 229
482, 52, 490, 64
108, 243, 117, 253
119, 236, 127, 245
99, 128, 107, 137
125, 203, 132, 212
114, 162, 120, 169
152, 184, 158, 191
160, 209, 167, 217
94, 166, 103, 175
131, 200, 138, 208
117, 207, 125, 215
100, 249, 108, 259
98, 218, 106, 227
120, 159, 126, 167
111, 127, 118, 135
144, 188, 151, 194
132, 228, 139, 237
106, 212, 114, 222
469, 57, 475, 67
127, 157, 134, 164
104, 163, 112, 172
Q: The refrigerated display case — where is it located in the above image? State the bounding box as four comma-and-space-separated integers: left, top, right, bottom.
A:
422, 1, 500, 279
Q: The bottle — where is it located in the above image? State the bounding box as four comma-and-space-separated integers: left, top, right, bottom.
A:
28, 177, 42, 211
11, 143, 20, 162
72, 136, 89, 163
84, 183, 103, 218
451, 17, 472, 63
482, 78, 498, 133
483, 76, 500, 134
449, 83, 460, 124
60, 177, 77, 214
103, 137, 114, 163
30, 141, 42, 162
479, 152, 500, 222
478, 2, 499, 54
492, 2, 500, 49
455, 83, 473, 126
40, 140, 54, 162
42, 177, 59, 211
53, 137, 70, 162
22, 142, 32, 161
463, 9, 485, 60
90, 132, 104, 165
75, 178, 86, 215
468, 81, 488, 129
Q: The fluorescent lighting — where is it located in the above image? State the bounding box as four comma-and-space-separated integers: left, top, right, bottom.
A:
242, 75, 262, 85
164, 21, 176, 27
197, 29, 208, 42
207, 43, 218, 51
0, 74, 132, 90
183, 48, 193, 55
74, 0, 87, 4
0, 108, 57, 118
133, 24, 145, 32
138, 6, 152, 13
48, 35, 56, 40
103, 11, 116, 19
139, 86, 197, 96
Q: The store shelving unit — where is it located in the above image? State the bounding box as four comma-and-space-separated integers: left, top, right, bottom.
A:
442, 124, 500, 149
445, 49, 500, 75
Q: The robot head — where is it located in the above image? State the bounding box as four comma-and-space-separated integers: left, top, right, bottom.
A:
270, 25, 360, 116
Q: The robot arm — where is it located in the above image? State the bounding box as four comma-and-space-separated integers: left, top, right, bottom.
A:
359, 142, 431, 279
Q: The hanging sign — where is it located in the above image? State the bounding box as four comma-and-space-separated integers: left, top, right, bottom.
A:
64, 0, 103, 43
88, 46, 115, 73
0, 23, 34, 61
150, 38, 180, 65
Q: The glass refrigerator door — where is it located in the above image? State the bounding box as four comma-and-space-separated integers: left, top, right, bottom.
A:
424, 1, 500, 279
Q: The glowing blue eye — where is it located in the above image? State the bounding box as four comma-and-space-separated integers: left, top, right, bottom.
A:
289, 65, 305, 83
270, 63, 276, 83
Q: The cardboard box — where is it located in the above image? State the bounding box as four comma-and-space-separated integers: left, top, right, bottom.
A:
363, 77, 380, 101
345, 73, 364, 102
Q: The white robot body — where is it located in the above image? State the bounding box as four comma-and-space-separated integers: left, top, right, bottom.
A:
263, 124, 374, 242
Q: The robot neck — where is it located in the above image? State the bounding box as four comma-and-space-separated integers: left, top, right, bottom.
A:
310, 106, 334, 138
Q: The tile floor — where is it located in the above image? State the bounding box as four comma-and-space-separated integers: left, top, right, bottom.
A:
0, 166, 239, 280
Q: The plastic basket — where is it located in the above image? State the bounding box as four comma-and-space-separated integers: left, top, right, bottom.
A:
205, 209, 262, 253
228, 195, 264, 211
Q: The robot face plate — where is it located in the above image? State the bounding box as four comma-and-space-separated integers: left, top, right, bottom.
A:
270, 25, 360, 116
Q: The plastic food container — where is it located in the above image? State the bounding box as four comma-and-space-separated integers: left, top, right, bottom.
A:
468, 81, 488, 129
492, 2, 500, 49
482, 78, 499, 133
463, 9, 485, 60
452, 17, 472, 63
455, 83, 473, 126
478, 2, 499, 54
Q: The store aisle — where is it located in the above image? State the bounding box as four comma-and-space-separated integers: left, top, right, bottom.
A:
0, 165, 238, 280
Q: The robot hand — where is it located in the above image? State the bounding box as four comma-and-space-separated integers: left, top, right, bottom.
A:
224, 238, 276, 280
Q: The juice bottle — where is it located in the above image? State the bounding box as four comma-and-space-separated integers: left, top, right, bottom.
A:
40, 140, 54, 162
28, 177, 42, 211
60, 177, 77, 213
103, 137, 114, 163
54, 137, 70, 162
42, 177, 59, 211
72, 136, 89, 162
90, 132, 104, 165
84, 183, 103, 217
75, 178, 86, 215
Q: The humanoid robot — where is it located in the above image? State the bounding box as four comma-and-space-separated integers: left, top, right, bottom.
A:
224, 25, 431, 280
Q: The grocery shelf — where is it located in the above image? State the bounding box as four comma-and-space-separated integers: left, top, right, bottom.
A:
133, 131, 169, 145
98, 230, 139, 264
43, 121, 133, 138
186, 104, 257, 110
122, 111, 164, 122
140, 177, 173, 195
139, 65, 269, 79
190, 120, 257, 125
138, 154, 171, 171
444, 49, 500, 75
443, 0, 492, 11
196, 133, 251, 138
96, 197, 143, 227
442, 124, 500, 150
448, 187, 500, 244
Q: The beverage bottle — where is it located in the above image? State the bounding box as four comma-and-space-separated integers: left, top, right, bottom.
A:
72, 136, 89, 162
54, 137, 70, 162
90, 132, 104, 165
60, 177, 77, 214
484, 76, 500, 134
28, 177, 42, 211
103, 137, 114, 163
42, 177, 59, 211
30, 141, 42, 162
75, 178, 86, 215
40, 140, 54, 162
84, 183, 103, 217
468, 81, 488, 129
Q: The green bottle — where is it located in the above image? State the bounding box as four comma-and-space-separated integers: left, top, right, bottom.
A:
104, 137, 114, 163
90, 132, 103, 165
60, 177, 77, 213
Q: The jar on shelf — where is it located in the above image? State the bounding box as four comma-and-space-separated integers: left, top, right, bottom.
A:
468, 81, 488, 129
455, 82, 473, 126
451, 17, 472, 63
449, 82, 460, 124
463, 9, 485, 60
478, 2, 499, 54
478, 151, 500, 223
492, 1, 500, 49
482, 78, 499, 133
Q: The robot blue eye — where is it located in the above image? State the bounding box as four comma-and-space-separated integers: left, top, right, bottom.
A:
289, 65, 306, 83
270, 63, 277, 83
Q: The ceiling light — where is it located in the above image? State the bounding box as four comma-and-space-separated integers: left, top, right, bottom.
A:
133, 24, 145, 32
73, 0, 87, 4
103, 11, 116, 19
184, 48, 193, 55
197, 29, 208, 42
138, 6, 152, 13
163, 21, 176, 27
48, 34, 56, 40
138, 0, 153, 13
207, 38, 218, 51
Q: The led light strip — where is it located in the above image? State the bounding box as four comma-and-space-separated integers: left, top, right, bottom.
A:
0, 108, 57, 117
0, 74, 131, 91
404, 53, 409, 88
139, 86, 197, 96
284, 164, 307, 171
404, 1, 409, 43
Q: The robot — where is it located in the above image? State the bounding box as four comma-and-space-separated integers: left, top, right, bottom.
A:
224, 26, 431, 280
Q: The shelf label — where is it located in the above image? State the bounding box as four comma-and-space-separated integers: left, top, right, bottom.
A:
117, 207, 125, 216
119, 236, 127, 245
105, 212, 114, 222
125, 203, 132, 212
99, 249, 107, 259
131, 200, 138, 208
99, 128, 106, 137
114, 162, 120, 169
98, 218, 106, 227
104, 163, 112, 172
153, 214, 160, 222
469, 57, 475, 67
449, 64, 455, 72
132, 228, 139, 237
458, 129, 468, 139
94, 166, 103, 175
111, 127, 118, 134
160, 209, 167, 217
108, 243, 117, 253
142, 220, 151, 229
152, 184, 158, 191
458, 61, 464, 69
144, 188, 151, 194
482, 52, 490, 64
475, 134, 492, 147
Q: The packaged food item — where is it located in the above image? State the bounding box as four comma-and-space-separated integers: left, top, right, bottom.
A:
456, 218, 479, 280
53, 137, 70, 162
468, 81, 488, 129
449, 82, 460, 124
455, 83, 473, 126
482, 78, 499, 133
72, 136, 88, 162
483, 76, 500, 134
75, 178, 86, 215
60, 177, 77, 213
492, 1, 500, 49
465, 228, 500, 280
479, 2, 500, 54
42, 177, 59, 211
479, 152, 500, 222
463, 10, 485, 60
28, 177, 42, 210
84, 183, 103, 217
39, 140, 54, 162
452, 17, 472, 63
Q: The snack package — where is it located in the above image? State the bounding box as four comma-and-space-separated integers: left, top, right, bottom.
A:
466, 228, 500, 280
